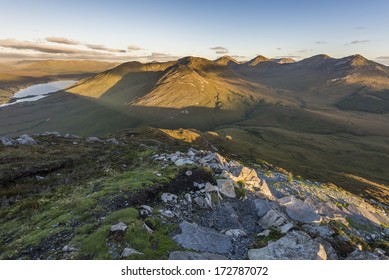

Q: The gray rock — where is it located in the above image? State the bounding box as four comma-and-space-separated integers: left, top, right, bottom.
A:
217, 179, 237, 198
302, 224, 334, 237
248, 231, 328, 260
185, 170, 193, 176
106, 138, 119, 145
142, 223, 154, 234
169, 251, 228, 260
346, 250, 380, 260
175, 158, 194, 166
0, 136, 15, 146
86, 136, 103, 143
110, 222, 128, 232
225, 229, 247, 237
279, 223, 294, 233
204, 183, 218, 192
184, 193, 192, 204
160, 210, 175, 218
161, 193, 178, 203
121, 248, 144, 258
42, 131, 62, 137
173, 221, 232, 254
16, 134, 37, 145
257, 229, 271, 237
139, 205, 153, 216
35, 175, 45, 181
187, 150, 196, 157
64, 133, 81, 139
315, 237, 338, 260
254, 199, 271, 217
258, 209, 287, 229
280, 196, 321, 224
194, 196, 208, 209
62, 245, 78, 252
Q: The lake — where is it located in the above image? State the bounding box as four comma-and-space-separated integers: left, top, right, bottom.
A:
0, 80, 76, 108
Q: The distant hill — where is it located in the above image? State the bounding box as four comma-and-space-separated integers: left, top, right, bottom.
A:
0, 60, 119, 104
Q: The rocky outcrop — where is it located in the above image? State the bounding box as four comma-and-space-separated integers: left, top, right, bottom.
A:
16, 134, 37, 145
150, 148, 388, 260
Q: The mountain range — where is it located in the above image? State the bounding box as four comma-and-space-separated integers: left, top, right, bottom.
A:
0, 54, 388, 204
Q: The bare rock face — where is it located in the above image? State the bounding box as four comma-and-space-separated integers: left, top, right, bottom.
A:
248, 231, 332, 260
173, 221, 232, 254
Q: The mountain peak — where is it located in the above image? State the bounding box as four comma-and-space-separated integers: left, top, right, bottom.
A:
345, 54, 369, 66
214, 55, 238, 66
272, 58, 296, 64
246, 55, 270, 66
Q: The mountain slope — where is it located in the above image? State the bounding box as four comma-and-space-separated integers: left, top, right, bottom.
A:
0, 54, 389, 205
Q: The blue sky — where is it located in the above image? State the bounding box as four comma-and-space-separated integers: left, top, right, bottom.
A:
1, 0, 388, 64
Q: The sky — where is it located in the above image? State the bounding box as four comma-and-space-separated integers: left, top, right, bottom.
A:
0, 0, 388, 64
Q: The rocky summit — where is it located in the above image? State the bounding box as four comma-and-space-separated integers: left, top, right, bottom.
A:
0, 130, 387, 260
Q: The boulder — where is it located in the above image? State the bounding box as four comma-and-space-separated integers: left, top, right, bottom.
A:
86, 136, 103, 143
194, 196, 208, 209
279, 223, 294, 234
16, 134, 36, 145
175, 158, 194, 166
161, 193, 178, 203
173, 221, 232, 254
64, 133, 81, 139
217, 179, 237, 198
169, 251, 228, 260
258, 209, 287, 229
106, 138, 119, 145
257, 229, 271, 237
280, 196, 321, 224
139, 205, 153, 216
42, 131, 62, 137
121, 248, 144, 258
346, 250, 381, 260
248, 231, 329, 260
254, 199, 271, 218
110, 222, 128, 232
0, 137, 15, 146
204, 183, 218, 193
184, 193, 192, 204
160, 210, 175, 218
62, 245, 78, 252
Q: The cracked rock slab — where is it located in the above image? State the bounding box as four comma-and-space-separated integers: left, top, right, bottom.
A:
173, 221, 232, 254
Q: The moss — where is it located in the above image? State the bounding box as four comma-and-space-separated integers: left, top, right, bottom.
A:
103, 208, 139, 225
252, 229, 284, 248
287, 173, 293, 182
235, 187, 247, 199
80, 225, 111, 259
